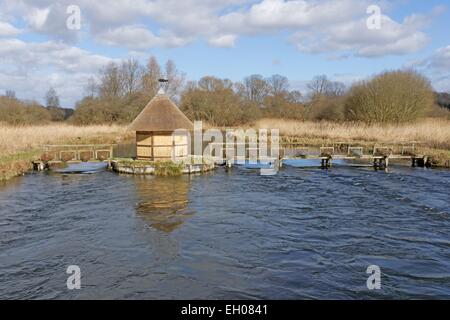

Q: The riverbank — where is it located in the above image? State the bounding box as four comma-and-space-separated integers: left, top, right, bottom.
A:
0, 124, 132, 181
1, 119, 450, 181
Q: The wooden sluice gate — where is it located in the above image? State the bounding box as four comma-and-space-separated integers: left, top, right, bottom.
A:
32, 144, 115, 171
282, 143, 430, 169
210, 142, 430, 170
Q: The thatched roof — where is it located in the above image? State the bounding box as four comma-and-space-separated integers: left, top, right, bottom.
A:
129, 93, 194, 132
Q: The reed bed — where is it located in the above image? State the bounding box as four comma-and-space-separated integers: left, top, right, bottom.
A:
255, 118, 450, 150
1, 119, 450, 180
0, 124, 131, 157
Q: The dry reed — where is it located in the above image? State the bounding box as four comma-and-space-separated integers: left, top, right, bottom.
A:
254, 118, 450, 150
0, 124, 132, 157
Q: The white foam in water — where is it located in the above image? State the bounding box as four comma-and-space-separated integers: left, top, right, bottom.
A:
260, 168, 278, 176
54, 162, 108, 174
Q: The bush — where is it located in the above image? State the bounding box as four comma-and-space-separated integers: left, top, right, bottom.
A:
262, 95, 305, 121
0, 97, 52, 125
345, 70, 434, 124
181, 88, 258, 126
305, 96, 345, 121
70, 93, 149, 125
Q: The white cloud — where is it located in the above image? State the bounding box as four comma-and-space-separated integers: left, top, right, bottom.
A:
410, 45, 450, 92
96, 25, 192, 49
0, 0, 439, 56
208, 34, 237, 48
0, 38, 114, 106
0, 21, 21, 36
290, 11, 430, 57
0, 38, 114, 73
427, 45, 450, 70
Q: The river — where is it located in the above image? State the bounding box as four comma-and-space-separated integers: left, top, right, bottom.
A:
0, 162, 449, 299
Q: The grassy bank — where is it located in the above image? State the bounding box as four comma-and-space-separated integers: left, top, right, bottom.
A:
0, 124, 132, 180
1, 119, 450, 181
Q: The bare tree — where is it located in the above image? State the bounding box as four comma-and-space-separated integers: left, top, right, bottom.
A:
244, 74, 270, 103
233, 82, 247, 99
307, 75, 346, 98
307, 75, 331, 97
164, 59, 185, 98
84, 76, 97, 98
198, 76, 232, 92
121, 58, 143, 95
327, 81, 346, 97
45, 87, 60, 107
268, 74, 289, 96
142, 56, 162, 97
99, 62, 124, 98
287, 90, 303, 104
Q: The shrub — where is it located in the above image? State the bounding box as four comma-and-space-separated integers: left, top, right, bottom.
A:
0, 97, 51, 125
345, 70, 434, 124
306, 96, 345, 121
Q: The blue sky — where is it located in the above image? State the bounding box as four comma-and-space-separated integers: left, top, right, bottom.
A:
0, 0, 449, 107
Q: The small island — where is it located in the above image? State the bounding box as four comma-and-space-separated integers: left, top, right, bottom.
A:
110, 88, 214, 176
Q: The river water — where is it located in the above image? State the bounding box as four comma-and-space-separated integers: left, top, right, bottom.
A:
0, 162, 449, 299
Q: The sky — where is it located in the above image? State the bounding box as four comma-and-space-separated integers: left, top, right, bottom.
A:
0, 0, 449, 108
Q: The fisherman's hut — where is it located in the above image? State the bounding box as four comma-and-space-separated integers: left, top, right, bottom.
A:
129, 88, 193, 162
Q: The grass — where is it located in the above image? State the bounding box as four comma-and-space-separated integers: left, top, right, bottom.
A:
0, 124, 132, 180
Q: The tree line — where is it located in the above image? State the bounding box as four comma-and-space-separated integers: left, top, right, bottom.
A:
0, 56, 448, 126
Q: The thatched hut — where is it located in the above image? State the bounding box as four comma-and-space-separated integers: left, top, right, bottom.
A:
129, 90, 193, 162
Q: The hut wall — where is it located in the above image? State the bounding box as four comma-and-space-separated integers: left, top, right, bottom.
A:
136, 132, 153, 160
174, 134, 189, 160
136, 131, 189, 161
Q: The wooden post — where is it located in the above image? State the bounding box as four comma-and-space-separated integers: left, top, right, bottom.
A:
373, 158, 380, 170
423, 156, 429, 168
321, 157, 331, 169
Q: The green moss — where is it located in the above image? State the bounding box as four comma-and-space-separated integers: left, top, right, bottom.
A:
154, 161, 184, 176
112, 158, 184, 176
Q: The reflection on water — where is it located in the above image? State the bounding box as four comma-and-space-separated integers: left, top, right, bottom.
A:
133, 176, 195, 233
